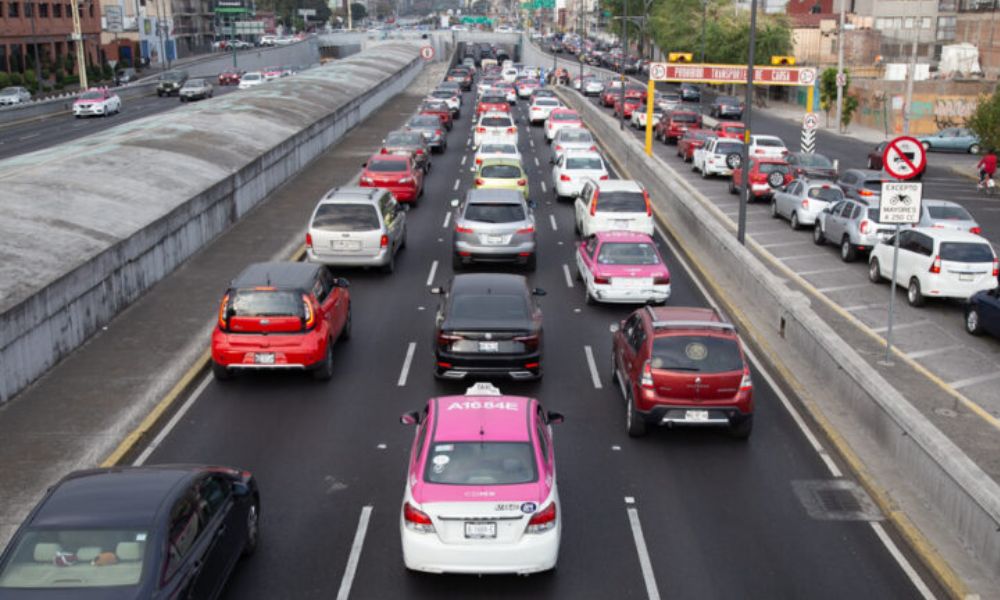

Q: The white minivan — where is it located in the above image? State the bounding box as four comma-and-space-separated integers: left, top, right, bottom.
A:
868, 228, 998, 306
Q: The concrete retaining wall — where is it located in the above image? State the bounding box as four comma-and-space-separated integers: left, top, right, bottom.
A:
0, 43, 422, 404
555, 80, 1000, 592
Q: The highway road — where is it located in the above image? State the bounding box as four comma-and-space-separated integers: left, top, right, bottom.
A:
0, 85, 240, 161
139, 71, 936, 598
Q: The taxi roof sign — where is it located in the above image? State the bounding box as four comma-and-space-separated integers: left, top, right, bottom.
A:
466, 382, 502, 396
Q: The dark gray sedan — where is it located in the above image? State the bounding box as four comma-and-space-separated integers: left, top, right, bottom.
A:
179, 78, 214, 102
406, 114, 447, 153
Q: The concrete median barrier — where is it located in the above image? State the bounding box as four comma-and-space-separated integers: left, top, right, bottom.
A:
0, 42, 423, 404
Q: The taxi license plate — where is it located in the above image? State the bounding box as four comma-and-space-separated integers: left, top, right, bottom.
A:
255, 353, 275, 365
479, 341, 500, 352
332, 240, 361, 250
614, 277, 653, 289
464, 522, 497, 539
959, 273, 974, 282
685, 410, 709, 422
611, 219, 632, 228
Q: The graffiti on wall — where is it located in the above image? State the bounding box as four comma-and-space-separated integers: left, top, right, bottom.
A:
933, 96, 978, 129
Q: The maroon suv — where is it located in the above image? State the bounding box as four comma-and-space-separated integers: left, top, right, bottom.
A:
655, 110, 703, 144
611, 306, 754, 438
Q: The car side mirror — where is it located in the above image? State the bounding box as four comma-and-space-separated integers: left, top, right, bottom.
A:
400, 411, 421, 425
429, 287, 444, 295
334, 277, 350, 288
232, 481, 252, 497
609, 322, 620, 333
528, 199, 537, 209
362, 162, 367, 168
532, 287, 547, 296
546, 411, 565, 425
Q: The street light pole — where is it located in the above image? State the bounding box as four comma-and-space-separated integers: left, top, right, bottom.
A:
700, 0, 706, 64
27, 0, 44, 92
619, 0, 627, 130
737, 0, 758, 245
834, 0, 845, 131
70, 0, 88, 89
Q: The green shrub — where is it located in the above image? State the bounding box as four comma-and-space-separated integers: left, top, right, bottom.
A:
0, 72, 10, 88
8, 72, 23, 85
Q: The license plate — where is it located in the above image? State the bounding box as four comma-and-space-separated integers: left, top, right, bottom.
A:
614, 277, 653, 288
479, 341, 500, 352
255, 353, 275, 365
959, 273, 974, 282
464, 522, 497, 539
611, 220, 632, 228
685, 410, 709, 422
482, 234, 507, 245
332, 240, 361, 250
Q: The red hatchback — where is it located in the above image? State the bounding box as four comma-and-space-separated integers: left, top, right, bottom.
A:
211, 262, 351, 381
419, 100, 453, 131
611, 306, 753, 438
218, 69, 244, 86
360, 154, 424, 203
715, 121, 745, 140
729, 157, 793, 200
676, 129, 713, 162
613, 96, 642, 119
655, 110, 703, 144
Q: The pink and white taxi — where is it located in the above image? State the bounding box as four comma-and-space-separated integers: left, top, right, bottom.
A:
399, 382, 563, 575
73, 88, 121, 118
576, 231, 671, 304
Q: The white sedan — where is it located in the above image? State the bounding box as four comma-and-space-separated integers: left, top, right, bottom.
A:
693, 138, 745, 178
72, 88, 121, 118
552, 151, 609, 200
529, 98, 561, 124
748, 135, 788, 159
475, 138, 523, 167
630, 109, 662, 129
238, 72, 264, 89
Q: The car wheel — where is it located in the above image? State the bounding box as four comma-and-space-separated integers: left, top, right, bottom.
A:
340, 306, 352, 341
966, 307, 983, 335
452, 254, 464, 271
868, 258, 884, 283
211, 360, 232, 381
970, 143, 981, 155
729, 415, 753, 440
770, 200, 779, 218
728, 180, 737, 195
907, 277, 925, 307
840, 237, 857, 262
813, 224, 825, 245
242, 500, 260, 557
790, 212, 800, 230
921, 141, 931, 151
626, 391, 647, 437
381, 252, 395, 274
312, 342, 334, 381
525, 254, 537, 272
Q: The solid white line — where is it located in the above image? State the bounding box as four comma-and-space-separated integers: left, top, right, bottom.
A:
541, 181, 547, 193
871, 320, 928, 334
442, 212, 451, 228
626, 506, 662, 600
562, 264, 574, 288
397, 342, 416, 387
584, 345, 602, 389
133, 375, 213, 466
869, 521, 937, 600
759, 240, 812, 249
816, 283, 870, 294
534, 156, 540, 167
796, 267, 848, 277
905, 345, 963, 360
19, 132, 40, 140
461, 155, 467, 166
426, 260, 439, 287
549, 214, 558, 231
335, 505, 373, 600
780, 253, 830, 261
949, 371, 1000, 390
453, 178, 461, 190
843, 303, 885, 312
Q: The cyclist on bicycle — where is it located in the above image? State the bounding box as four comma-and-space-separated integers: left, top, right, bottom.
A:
977, 149, 997, 188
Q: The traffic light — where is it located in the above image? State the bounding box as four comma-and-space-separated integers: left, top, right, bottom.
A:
668, 52, 693, 63
771, 55, 796, 66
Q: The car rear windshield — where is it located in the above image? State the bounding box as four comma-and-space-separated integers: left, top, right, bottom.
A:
862, 180, 884, 192
367, 159, 408, 172
80, 91, 104, 100
482, 117, 513, 127
481, 143, 518, 154
598, 191, 646, 213
927, 205, 973, 221
424, 442, 538, 485
451, 293, 530, 323
550, 112, 579, 121
410, 116, 439, 127
185, 79, 205, 87
566, 156, 604, 170
231, 289, 303, 318
464, 202, 526, 223
0, 529, 149, 588
312, 204, 380, 231
597, 242, 659, 265
671, 113, 699, 123
480, 164, 522, 178
482, 95, 506, 104
940, 242, 994, 263
758, 163, 790, 174
716, 142, 743, 154
431, 91, 453, 98
386, 132, 422, 146
651, 335, 743, 373
755, 138, 785, 147
807, 186, 844, 202
560, 130, 592, 142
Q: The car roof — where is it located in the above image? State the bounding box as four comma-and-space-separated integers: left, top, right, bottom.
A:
451, 273, 528, 295
368, 153, 408, 163
912, 227, 991, 243
593, 231, 655, 243
432, 391, 533, 443
645, 306, 736, 335
466, 188, 523, 204
478, 157, 522, 167
321, 186, 380, 203
595, 178, 643, 192
232, 261, 320, 290
31, 467, 197, 529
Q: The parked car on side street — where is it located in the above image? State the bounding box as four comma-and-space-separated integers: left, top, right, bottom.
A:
771, 178, 845, 230
917, 127, 981, 154
965, 284, 1000, 338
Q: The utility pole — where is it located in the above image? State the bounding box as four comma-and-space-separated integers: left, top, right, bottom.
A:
70, 0, 88, 89
834, 0, 845, 132
902, 32, 918, 135
737, 0, 758, 245
620, 0, 627, 130
27, 0, 44, 92
701, 0, 706, 64
348, 0, 353, 30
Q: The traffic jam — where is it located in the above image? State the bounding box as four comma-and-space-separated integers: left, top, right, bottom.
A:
0, 42, 947, 599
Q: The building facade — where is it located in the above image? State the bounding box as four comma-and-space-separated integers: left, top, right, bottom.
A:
954, 0, 1000, 77
1, 0, 102, 75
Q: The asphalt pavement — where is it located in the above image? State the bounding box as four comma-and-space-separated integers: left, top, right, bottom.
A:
142, 76, 934, 598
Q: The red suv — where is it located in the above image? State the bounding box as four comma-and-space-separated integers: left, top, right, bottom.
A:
611, 306, 753, 438
360, 153, 424, 203
729, 157, 793, 200
655, 110, 703, 144
419, 100, 453, 131
211, 262, 351, 381
613, 96, 642, 119
676, 128, 712, 162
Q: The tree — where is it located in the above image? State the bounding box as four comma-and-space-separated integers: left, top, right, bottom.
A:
967, 87, 1000, 154
349, 2, 366, 21
819, 67, 851, 129
841, 94, 859, 130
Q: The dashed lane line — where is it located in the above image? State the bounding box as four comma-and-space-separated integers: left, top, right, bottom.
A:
397, 342, 416, 387
562, 264, 574, 288
626, 502, 662, 600
335, 506, 373, 600
584, 345, 602, 389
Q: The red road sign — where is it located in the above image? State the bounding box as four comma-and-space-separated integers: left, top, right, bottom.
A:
648, 63, 816, 87
420, 46, 435, 61
882, 136, 926, 180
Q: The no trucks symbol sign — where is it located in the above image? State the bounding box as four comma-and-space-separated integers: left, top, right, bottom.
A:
420, 46, 435, 61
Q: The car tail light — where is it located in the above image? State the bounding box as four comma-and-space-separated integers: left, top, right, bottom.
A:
403, 502, 435, 533
755, 149, 765, 154
517, 179, 526, 186
740, 367, 753, 392
589, 193, 598, 216
475, 178, 485, 186
801, 199, 809, 209
593, 275, 610, 285
560, 174, 571, 181
643, 190, 652, 217
474, 157, 484, 165
380, 147, 388, 154
435, 129, 442, 136
993, 258, 998, 277
653, 275, 670, 285
516, 226, 535, 234
217, 293, 230, 331
437, 332, 462, 347
415, 149, 424, 155
360, 176, 374, 184
305, 232, 313, 249
589, 145, 597, 151
526, 502, 557, 533
859, 189, 874, 197
514, 333, 540, 350
640, 360, 654, 389
970, 226, 982, 235
929, 255, 941, 274
379, 234, 389, 248
859, 220, 871, 235
455, 225, 474, 234
507, 127, 516, 133
555, 145, 562, 151
302, 295, 316, 331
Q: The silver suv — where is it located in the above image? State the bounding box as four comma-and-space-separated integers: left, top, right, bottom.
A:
452, 189, 537, 271
836, 168, 885, 202
813, 197, 894, 262
306, 187, 406, 273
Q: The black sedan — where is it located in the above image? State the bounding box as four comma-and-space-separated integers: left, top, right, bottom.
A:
431, 273, 545, 381
0, 465, 259, 599
965, 285, 1000, 338
786, 152, 838, 180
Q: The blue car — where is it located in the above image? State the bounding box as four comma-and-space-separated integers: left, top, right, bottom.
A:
966, 285, 1000, 338
917, 127, 981, 154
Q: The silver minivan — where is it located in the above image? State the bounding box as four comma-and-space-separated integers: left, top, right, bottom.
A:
306, 187, 406, 273
452, 189, 537, 271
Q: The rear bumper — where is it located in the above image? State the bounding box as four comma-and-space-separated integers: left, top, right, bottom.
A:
454, 241, 536, 260
590, 284, 671, 304
638, 403, 753, 427
435, 350, 542, 380
401, 524, 559, 575
211, 333, 327, 371
307, 247, 391, 267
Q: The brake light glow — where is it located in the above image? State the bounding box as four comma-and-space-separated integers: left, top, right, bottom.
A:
526, 503, 557, 534
403, 502, 435, 533
970, 226, 982, 235
477, 127, 486, 133
380, 147, 388, 154
555, 145, 562, 151
516, 226, 535, 234
475, 178, 485, 186
302, 295, 316, 330
380, 234, 389, 248
640, 360, 654, 389
859, 189, 874, 197
929, 255, 941, 274
217, 293, 230, 331
993, 258, 998, 277
507, 127, 516, 133
599, 175, 609, 180
859, 220, 871, 235
740, 367, 753, 392
455, 225, 474, 234
305, 232, 313, 249
560, 174, 571, 181
415, 149, 424, 155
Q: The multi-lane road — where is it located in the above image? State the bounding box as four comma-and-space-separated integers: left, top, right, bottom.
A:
134, 68, 936, 598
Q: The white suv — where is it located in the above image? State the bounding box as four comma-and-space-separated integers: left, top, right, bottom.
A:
868, 228, 998, 306
473, 111, 517, 148
693, 137, 745, 178
574, 179, 654, 237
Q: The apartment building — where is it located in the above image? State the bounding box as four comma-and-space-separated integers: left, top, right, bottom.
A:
0, 0, 102, 74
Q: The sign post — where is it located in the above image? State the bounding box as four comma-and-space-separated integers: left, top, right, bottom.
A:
878, 181, 923, 364
801, 112, 818, 153
645, 63, 668, 157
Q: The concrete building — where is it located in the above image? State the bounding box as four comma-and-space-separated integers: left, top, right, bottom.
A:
852, 0, 957, 61
954, 0, 1000, 77
0, 0, 102, 76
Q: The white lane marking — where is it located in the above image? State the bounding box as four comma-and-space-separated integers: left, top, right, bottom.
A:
442, 212, 451, 228
549, 214, 558, 231
541, 181, 547, 193
796, 267, 848, 277
19, 132, 40, 140
453, 178, 460, 190
815, 283, 870, 294
335, 505, 373, 600
759, 240, 813, 249
869, 521, 937, 600
530, 138, 535, 147
843, 303, 885, 312
562, 264, 574, 288
871, 320, 928, 334
584, 345, 602, 389
397, 342, 416, 387
780, 253, 830, 261
534, 156, 540, 167
132, 375, 213, 466
426, 260, 439, 287
905, 344, 963, 360
949, 371, 1000, 390
626, 505, 662, 600
461, 155, 467, 166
